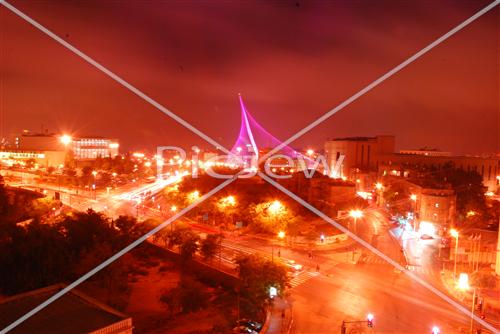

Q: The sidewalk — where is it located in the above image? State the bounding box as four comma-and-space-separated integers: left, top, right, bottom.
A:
263, 297, 293, 334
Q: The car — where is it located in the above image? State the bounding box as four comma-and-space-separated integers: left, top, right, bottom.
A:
237, 319, 262, 332
283, 259, 303, 273
232, 326, 258, 334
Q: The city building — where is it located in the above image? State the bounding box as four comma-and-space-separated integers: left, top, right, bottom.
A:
72, 137, 119, 160
399, 149, 452, 157
416, 188, 457, 228
0, 284, 133, 334
0, 132, 119, 168
379, 153, 499, 192
324, 135, 499, 192
324, 135, 395, 179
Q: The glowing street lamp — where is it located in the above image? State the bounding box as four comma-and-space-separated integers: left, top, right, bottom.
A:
366, 313, 374, 327
268, 200, 284, 215
187, 190, 200, 202
450, 229, 459, 280
410, 194, 417, 201
306, 149, 314, 156
277, 231, 285, 239
431, 326, 440, 334
220, 195, 236, 207
455, 273, 480, 333
91, 170, 98, 177
349, 209, 363, 219
457, 272, 470, 290
171, 205, 177, 212
375, 182, 383, 190
59, 134, 72, 146
349, 209, 363, 234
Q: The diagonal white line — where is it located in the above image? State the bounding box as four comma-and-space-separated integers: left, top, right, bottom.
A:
0, 176, 237, 334
2, 0, 498, 332
257, 171, 500, 333
0, 0, 235, 158
260, 0, 500, 163
0, 2, 242, 332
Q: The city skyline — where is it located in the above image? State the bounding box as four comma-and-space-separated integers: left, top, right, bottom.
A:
0, 1, 499, 334
0, 0, 498, 154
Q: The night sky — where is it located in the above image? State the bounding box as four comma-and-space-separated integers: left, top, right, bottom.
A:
0, 0, 498, 154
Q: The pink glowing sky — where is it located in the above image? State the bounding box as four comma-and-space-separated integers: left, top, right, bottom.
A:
0, 0, 498, 154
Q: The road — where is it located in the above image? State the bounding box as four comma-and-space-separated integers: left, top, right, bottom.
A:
6, 176, 499, 333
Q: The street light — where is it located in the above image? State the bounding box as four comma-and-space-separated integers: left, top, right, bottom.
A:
271, 230, 286, 262
375, 182, 383, 190
450, 229, 459, 280
277, 231, 285, 258
431, 326, 440, 334
367, 313, 374, 327
59, 134, 72, 146
456, 273, 478, 334
268, 200, 284, 215
187, 190, 200, 202
349, 209, 363, 234
410, 194, 417, 201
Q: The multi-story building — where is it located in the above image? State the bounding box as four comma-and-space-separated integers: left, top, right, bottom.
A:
379, 153, 499, 192
72, 137, 119, 160
324, 135, 499, 192
324, 135, 395, 179
0, 132, 120, 168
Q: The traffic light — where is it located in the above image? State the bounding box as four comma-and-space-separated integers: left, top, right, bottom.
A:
367, 313, 374, 327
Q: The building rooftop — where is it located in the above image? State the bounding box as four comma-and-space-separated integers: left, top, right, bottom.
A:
328, 136, 376, 142
0, 284, 130, 334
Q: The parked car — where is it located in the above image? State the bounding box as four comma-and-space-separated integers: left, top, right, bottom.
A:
232, 326, 258, 334
237, 319, 262, 332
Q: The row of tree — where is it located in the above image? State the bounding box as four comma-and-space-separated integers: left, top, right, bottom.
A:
0, 208, 150, 295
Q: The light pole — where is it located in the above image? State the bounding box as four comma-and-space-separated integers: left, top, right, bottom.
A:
349, 210, 363, 262
457, 273, 478, 334
375, 182, 383, 206
277, 230, 285, 258
450, 229, 459, 280
91, 170, 97, 199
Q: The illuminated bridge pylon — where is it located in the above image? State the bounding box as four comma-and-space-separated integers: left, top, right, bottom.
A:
229, 94, 305, 168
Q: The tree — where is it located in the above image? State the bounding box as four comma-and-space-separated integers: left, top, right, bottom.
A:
383, 182, 411, 216
160, 286, 181, 318
61, 209, 117, 257
177, 276, 209, 312
200, 233, 223, 261
179, 232, 200, 261
160, 276, 208, 316
235, 254, 288, 317
163, 224, 190, 248
471, 271, 497, 289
